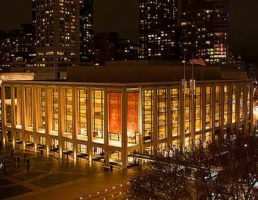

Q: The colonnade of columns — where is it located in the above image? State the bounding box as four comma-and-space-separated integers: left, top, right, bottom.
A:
1, 80, 254, 169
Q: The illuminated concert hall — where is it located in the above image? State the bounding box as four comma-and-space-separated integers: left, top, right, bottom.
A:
1, 62, 254, 169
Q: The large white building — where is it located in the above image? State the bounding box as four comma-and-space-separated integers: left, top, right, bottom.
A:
1, 62, 254, 168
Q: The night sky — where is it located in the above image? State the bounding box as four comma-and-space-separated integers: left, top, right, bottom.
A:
0, 0, 257, 63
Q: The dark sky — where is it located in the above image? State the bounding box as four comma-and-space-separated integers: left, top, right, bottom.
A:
0, 0, 258, 63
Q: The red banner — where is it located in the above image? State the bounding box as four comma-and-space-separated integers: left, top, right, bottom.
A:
108, 93, 121, 134
127, 93, 139, 134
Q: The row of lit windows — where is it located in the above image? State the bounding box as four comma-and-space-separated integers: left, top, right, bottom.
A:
4, 83, 251, 146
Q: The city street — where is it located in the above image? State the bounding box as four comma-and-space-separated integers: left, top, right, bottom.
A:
0, 145, 138, 200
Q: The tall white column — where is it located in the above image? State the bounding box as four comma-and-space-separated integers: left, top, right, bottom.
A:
45, 87, 50, 154
250, 83, 254, 135
235, 84, 240, 131
167, 88, 172, 146
211, 84, 216, 142
1, 86, 7, 144
201, 85, 206, 142
87, 88, 92, 161
58, 87, 63, 158
72, 87, 77, 159
11, 86, 16, 149
121, 89, 128, 169
139, 88, 143, 154
220, 84, 225, 138
179, 84, 185, 150
33, 86, 38, 150
243, 84, 248, 134
153, 89, 158, 155
228, 84, 233, 131
104, 89, 109, 167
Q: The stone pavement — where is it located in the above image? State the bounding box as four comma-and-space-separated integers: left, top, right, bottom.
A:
0, 145, 139, 200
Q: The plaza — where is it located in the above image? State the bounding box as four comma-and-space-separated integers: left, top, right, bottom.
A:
0, 144, 136, 200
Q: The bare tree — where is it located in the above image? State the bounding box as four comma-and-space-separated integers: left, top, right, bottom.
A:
128, 156, 192, 200
128, 135, 258, 200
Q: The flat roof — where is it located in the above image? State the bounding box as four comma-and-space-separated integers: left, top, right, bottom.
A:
1, 61, 250, 84
67, 61, 249, 83
2, 79, 251, 89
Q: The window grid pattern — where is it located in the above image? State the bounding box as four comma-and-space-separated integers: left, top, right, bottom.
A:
63, 88, 73, 133
143, 90, 154, 142
92, 90, 104, 139
215, 86, 221, 127
223, 85, 229, 125
205, 86, 212, 129
38, 88, 46, 130
77, 89, 87, 136
171, 88, 179, 137
157, 89, 167, 140
195, 87, 202, 132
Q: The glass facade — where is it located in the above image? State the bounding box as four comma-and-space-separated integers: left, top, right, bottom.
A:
232, 86, 236, 124
205, 86, 212, 129
4, 86, 11, 126
247, 85, 251, 120
63, 88, 73, 135
184, 90, 190, 135
2, 80, 253, 168
224, 85, 229, 125
239, 86, 244, 122
14, 87, 22, 128
195, 87, 202, 132
25, 87, 33, 130
77, 89, 87, 140
215, 86, 221, 127
171, 89, 179, 137
92, 90, 104, 142
37, 88, 46, 132
50, 88, 59, 134
78, 144, 87, 154
143, 90, 154, 143
157, 89, 167, 140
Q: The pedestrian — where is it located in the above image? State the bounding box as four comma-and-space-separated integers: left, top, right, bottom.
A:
13, 157, 17, 167
17, 157, 20, 167
23, 154, 26, 162
3, 160, 6, 174
26, 159, 30, 171
11, 149, 14, 156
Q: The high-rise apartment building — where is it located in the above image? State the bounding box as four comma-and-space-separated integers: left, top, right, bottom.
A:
80, 0, 94, 62
0, 24, 35, 68
180, 0, 229, 64
139, 0, 178, 60
0, 30, 20, 68
33, 0, 80, 67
